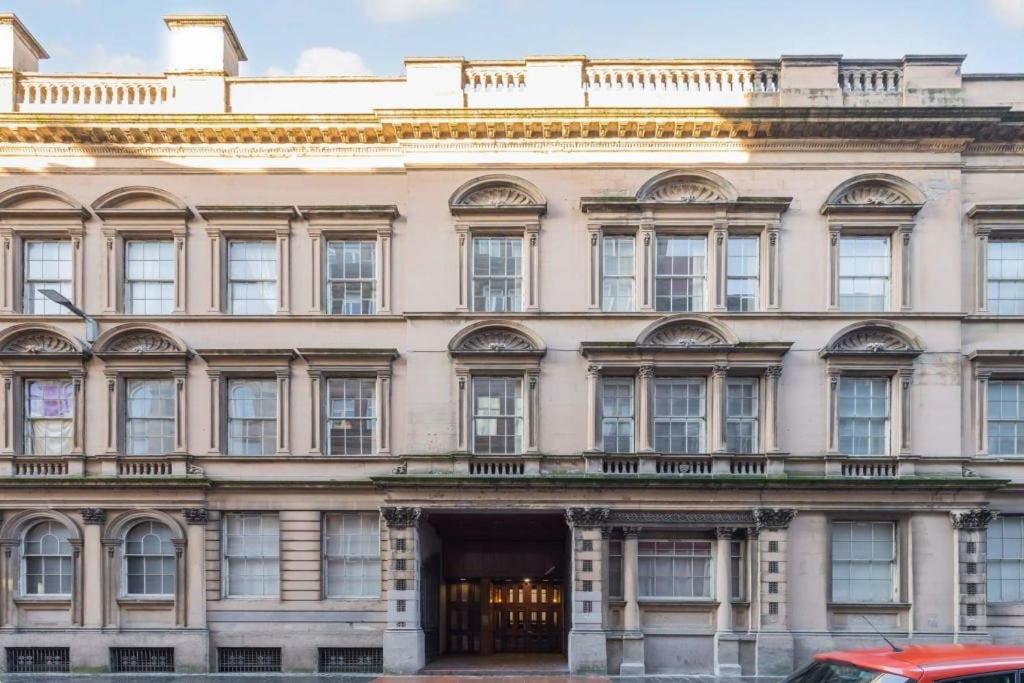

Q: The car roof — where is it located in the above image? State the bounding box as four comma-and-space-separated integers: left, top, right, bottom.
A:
816, 645, 1024, 680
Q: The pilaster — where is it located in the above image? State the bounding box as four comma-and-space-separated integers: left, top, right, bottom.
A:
381, 506, 425, 674
565, 507, 609, 675
753, 508, 797, 676
951, 509, 997, 637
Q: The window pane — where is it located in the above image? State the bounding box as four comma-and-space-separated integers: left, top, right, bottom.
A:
124, 521, 175, 596
600, 377, 634, 453
655, 236, 706, 312
988, 516, 1024, 602
652, 378, 705, 454
224, 513, 279, 597
602, 236, 635, 312
838, 377, 889, 456
988, 380, 1024, 456
725, 378, 758, 453
228, 241, 277, 315
831, 521, 895, 603
988, 241, 1024, 315
327, 378, 376, 455
839, 237, 889, 312
24, 379, 74, 455
227, 379, 278, 456
23, 240, 73, 314
324, 512, 381, 597
472, 377, 523, 455
726, 236, 758, 312
125, 379, 175, 455
471, 237, 522, 312
326, 240, 376, 315
637, 538, 713, 598
22, 521, 73, 595
124, 240, 174, 315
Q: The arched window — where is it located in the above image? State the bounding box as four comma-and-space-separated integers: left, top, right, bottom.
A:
22, 520, 72, 596
124, 521, 175, 596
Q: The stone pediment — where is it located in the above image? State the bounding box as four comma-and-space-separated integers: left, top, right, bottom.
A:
822, 323, 921, 357
643, 180, 727, 203
105, 331, 181, 354
832, 184, 912, 206
460, 185, 537, 207
449, 175, 546, 215
822, 174, 925, 216
644, 323, 729, 347
0, 330, 78, 354
455, 329, 536, 353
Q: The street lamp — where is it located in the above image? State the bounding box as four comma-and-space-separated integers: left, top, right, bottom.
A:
39, 289, 98, 343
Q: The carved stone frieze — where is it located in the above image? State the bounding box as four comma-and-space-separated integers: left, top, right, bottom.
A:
951, 508, 998, 530
753, 508, 797, 531
566, 507, 610, 527
381, 506, 421, 529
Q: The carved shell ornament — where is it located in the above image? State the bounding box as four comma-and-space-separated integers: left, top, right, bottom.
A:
644, 181, 725, 203
829, 329, 911, 353
834, 184, 912, 206
106, 332, 179, 354
459, 185, 536, 207
458, 329, 534, 352
2, 332, 76, 354
646, 323, 727, 347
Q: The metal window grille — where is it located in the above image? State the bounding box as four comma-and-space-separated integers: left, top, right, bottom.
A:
396, 599, 407, 612
582, 600, 594, 613
768, 560, 779, 574
393, 538, 406, 552
395, 578, 407, 591
582, 580, 593, 592
768, 540, 779, 553
967, 562, 977, 575
967, 540, 978, 554
768, 581, 779, 594
966, 603, 978, 617
582, 559, 593, 572
218, 647, 282, 673
768, 601, 779, 616
319, 647, 383, 674
967, 582, 978, 596
6, 647, 70, 673
110, 647, 174, 673
393, 558, 407, 570
581, 539, 593, 551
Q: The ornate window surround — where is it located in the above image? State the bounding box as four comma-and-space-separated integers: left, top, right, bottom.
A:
0, 324, 89, 459
0, 185, 88, 314
820, 320, 923, 458
449, 175, 547, 313
448, 321, 546, 454
579, 315, 790, 455
0, 509, 84, 626
821, 174, 925, 312
195, 205, 295, 314
93, 324, 193, 458
580, 170, 790, 313
101, 509, 187, 627
299, 205, 398, 315
967, 203, 1024, 314
967, 349, 1024, 457
198, 348, 295, 457
297, 348, 397, 457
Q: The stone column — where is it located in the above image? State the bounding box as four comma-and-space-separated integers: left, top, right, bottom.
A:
586, 365, 601, 452
620, 526, 644, 676
382, 507, 425, 674
566, 507, 609, 675
753, 508, 797, 676
637, 365, 653, 452
714, 527, 740, 676
80, 508, 105, 628
765, 365, 783, 453
183, 508, 208, 629
951, 509, 997, 638
710, 365, 728, 452
1, 540, 16, 627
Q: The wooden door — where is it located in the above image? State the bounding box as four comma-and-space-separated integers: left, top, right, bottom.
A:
490, 581, 563, 653
445, 580, 481, 654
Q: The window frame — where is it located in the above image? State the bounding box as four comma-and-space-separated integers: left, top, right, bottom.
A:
600, 233, 637, 312
322, 511, 382, 599
636, 537, 715, 601
469, 375, 524, 456
987, 516, 1024, 604
21, 376, 76, 456
969, 204, 1024, 315
825, 220, 915, 313
325, 376, 378, 456
22, 239, 74, 315
836, 234, 892, 313
828, 519, 899, 605
968, 352, 1024, 458
225, 377, 279, 457
226, 239, 279, 316
222, 512, 280, 599
837, 376, 891, 457
20, 519, 74, 598
325, 239, 378, 316
121, 520, 176, 598
469, 234, 524, 313
123, 376, 177, 457
122, 239, 177, 316
598, 375, 636, 454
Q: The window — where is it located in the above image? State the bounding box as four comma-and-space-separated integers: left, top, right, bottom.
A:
326, 240, 376, 315
987, 240, 1024, 315
23, 379, 73, 455
324, 512, 380, 598
227, 241, 276, 315
652, 378, 705, 454
839, 237, 889, 312
124, 521, 175, 596
655, 236, 706, 312
125, 379, 175, 456
224, 513, 279, 597
326, 378, 375, 455
227, 379, 277, 456
730, 539, 745, 600
831, 521, 896, 603
638, 540, 712, 599
608, 540, 623, 600
988, 380, 1024, 456
725, 378, 758, 453
601, 236, 634, 311
838, 378, 889, 456
23, 240, 72, 314
124, 241, 174, 315
988, 516, 1024, 603
471, 236, 522, 312
600, 377, 634, 453
726, 236, 759, 311
22, 520, 72, 596
471, 377, 523, 455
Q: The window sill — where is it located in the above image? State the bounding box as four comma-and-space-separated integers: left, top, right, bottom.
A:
827, 602, 911, 611
13, 596, 71, 608
117, 596, 175, 608
637, 599, 718, 608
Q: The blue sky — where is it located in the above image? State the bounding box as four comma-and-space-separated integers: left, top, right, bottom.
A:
4, 0, 1024, 76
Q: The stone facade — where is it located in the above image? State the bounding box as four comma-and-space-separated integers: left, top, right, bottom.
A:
0, 11, 1022, 677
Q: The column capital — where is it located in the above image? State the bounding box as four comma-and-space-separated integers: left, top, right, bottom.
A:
80, 508, 106, 525
951, 508, 998, 530
753, 508, 797, 531
183, 508, 208, 525
715, 526, 737, 539
766, 364, 783, 378
638, 364, 655, 379
622, 526, 642, 538
566, 507, 610, 528
381, 506, 422, 529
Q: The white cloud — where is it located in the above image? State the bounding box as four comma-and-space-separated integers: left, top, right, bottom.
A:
267, 47, 371, 77
81, 44, 155, 74
363, 0, 468, 23
988, 0, 1024, 28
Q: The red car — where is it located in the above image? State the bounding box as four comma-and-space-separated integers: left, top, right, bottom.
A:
784, 645, 1024, 683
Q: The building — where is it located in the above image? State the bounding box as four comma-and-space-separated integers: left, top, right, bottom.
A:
0, 11, 1022, 677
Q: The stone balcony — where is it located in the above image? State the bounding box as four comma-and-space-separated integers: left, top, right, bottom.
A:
0, 13, 1020, 115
